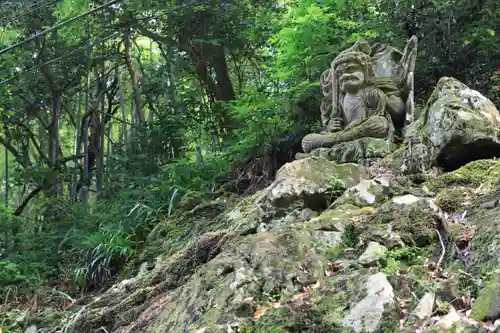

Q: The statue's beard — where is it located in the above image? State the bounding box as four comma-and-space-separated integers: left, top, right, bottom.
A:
340, 74, 364, 93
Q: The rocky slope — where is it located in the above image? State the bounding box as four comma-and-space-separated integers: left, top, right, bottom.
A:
50, 156, 499, 333
7, 78, 500, 333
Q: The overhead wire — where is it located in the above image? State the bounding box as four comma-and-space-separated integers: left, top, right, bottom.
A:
0, 0, 209, 57
0, 0, 61, 26
0, 0, 211, 86
0, 32, 121, 85
0, 0, 122, 56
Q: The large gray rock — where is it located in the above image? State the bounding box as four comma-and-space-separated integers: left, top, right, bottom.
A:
402, 77, 500, 173
340, 272, 395, 332
268, 156, 367, 208
410, 292, 435, 322
333, 176, 392, 208
358, 242, 388, 267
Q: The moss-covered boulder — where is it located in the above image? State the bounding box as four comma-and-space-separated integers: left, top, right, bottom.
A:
332, 172, 423, 209
360, 196, 439, 248
425, 158, 500, 193
332, 177, 391, 208
402, 77, 500, 173
297, 137, 393, 166
435, 186, 474, 213
269, 156, 367, 209
470, 279, 500, 321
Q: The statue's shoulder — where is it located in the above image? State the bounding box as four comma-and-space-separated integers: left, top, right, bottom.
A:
361, 85, 389, 112
362, 85, 385, 102
366, 77, 401, 97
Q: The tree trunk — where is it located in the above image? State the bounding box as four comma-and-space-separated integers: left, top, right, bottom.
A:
71, 81, 82, 202
48, 91, 62, 196
124, 28, 144, 123
80, 36, 92, 206
118, 72, 127, 152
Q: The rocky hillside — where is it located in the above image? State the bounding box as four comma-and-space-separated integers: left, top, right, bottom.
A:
50, 156, 499, 333
9, 79, 500, 333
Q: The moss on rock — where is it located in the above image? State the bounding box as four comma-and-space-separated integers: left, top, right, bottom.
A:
426, 158, 500, 192
364, 198, 437, 247
47, 153, 500, 333
435, 186, 473, 213
470, 279, 500, 321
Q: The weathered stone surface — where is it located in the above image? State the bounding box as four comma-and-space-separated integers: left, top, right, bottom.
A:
340, 272, 395, 332
333, 174, 392, 208
24, 325, 37, 333
302, 204, 376, 234
392, 194, 422, 206
275, 156, 367, 186
51, 158, 500, 333
269, 156, 367, 208
432, 307, 461, 330
299, 137, 392, 166
470, 280, 500, 321
358, 242, 388, 267
410, 292, 435, 321
403, 77, 500, 173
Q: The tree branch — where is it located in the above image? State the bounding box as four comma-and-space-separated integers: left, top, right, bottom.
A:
13, 185, 43, 216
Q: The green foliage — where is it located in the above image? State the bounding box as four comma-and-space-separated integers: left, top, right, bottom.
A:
372, 0, 500, 103
0, 0, 499, 321
382, 246, 426, 275
269, 0, 376, 83
340, 223, 361, 248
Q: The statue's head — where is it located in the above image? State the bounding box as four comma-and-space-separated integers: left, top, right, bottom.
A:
333, 51, 372, 93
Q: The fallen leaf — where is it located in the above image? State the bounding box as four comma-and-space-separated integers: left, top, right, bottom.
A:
253, 309, 266, 320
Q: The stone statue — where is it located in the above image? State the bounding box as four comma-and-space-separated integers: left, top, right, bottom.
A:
299, 36, 418, 158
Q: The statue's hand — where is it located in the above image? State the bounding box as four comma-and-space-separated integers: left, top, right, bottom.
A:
327, 118, 343, 132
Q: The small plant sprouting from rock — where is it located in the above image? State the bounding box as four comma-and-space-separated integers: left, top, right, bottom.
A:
341, 223, 361, 249
382, 247, 426, 276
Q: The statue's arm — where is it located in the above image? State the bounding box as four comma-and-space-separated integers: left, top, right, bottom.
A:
320, 96, 332, 128
326, 97, 344, 132
364, 88, 387, 117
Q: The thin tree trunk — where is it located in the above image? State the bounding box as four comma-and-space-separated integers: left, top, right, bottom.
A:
129, 99, 135, 151
106, 118, 112, 186
53, 91, 62, 196
96, 77, 106, 192
124, 28, 144, 123
80, 26, 92, 206
4, 144, 8, 208
71, 81, 82, 202
118, 71, 127, 152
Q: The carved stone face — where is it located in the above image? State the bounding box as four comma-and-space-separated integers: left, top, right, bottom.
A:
337, 61, 366, 93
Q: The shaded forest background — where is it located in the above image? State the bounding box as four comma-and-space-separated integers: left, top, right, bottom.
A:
0, 0, 498, 307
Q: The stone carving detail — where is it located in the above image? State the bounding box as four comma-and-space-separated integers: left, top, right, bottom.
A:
299, 36, 418, 156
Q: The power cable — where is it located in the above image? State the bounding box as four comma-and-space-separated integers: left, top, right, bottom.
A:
0, 32, 120, 85
0, 0, 211, 86
0, 0, 122, 56
0, 0, 60, 26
